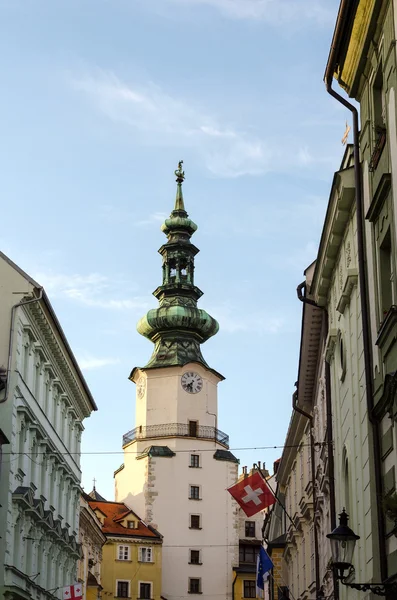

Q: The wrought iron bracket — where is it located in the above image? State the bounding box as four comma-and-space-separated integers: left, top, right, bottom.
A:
340, 574, 397, 597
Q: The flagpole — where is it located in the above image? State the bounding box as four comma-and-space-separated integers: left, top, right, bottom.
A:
253, 463, 297, 532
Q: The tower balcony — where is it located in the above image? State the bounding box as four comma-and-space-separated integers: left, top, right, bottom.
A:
122, 422, 229, 449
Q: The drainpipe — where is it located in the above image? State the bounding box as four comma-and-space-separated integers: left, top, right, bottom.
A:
325, 57, 387, 584
1, 288, 44, 404
297, 283, 339, 600
232, 571, 238, 600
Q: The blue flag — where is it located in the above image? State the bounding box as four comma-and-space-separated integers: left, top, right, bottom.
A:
256, 546, 273, 597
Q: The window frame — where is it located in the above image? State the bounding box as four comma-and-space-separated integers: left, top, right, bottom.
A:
138, 581, 152, 600
190, 514, 201, 529
188, 578, 202, 594
243, 580, 256, 599
190, 485, 201, 500
245, 521, 256, 537
189, 549, 201, 565
239, 545, 259, 564
139, 546, 153, 563
116, 580, 130, 598
117, 545, 131, 561
190, 454, 200, 468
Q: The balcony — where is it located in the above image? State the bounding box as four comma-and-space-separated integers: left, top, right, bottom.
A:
123, 423, 229, 448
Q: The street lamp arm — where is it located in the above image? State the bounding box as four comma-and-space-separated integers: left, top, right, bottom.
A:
340, 580, 397, 597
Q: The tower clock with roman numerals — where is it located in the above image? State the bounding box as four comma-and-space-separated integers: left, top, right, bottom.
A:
181, 371, 203, 394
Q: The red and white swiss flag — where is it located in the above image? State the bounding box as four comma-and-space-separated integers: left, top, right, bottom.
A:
227, 471, 276, 517
62, 583, 83, 600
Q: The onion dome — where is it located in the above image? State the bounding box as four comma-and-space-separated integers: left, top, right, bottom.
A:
136, 161, 219, 370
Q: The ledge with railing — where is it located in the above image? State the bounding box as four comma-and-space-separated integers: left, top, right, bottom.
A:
122, 422, 229, 448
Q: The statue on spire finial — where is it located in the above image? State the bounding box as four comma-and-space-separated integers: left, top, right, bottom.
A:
175, 160, 185, 184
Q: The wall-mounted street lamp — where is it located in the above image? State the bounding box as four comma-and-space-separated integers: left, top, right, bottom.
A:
327, 509, 397, 597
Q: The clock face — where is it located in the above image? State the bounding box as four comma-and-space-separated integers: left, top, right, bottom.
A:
137, 377, 146, 399
181, 372, 203, 394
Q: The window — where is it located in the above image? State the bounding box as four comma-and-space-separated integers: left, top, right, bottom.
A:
139, 547, 153, 563
245, 521, 255, 537
373, 64, 386, 133
190, 485, 200, 500
278, 587, 289, 600
243, 581, 256, 598
190, 515, 201, 529
190, 549, 201, 564
190, 454, 200, 468
239, 545, 259, 564
117, 581, 130, 598
127, 520, 135, 529
118, 545, 130, 561
189, 420, 198, 437
139, 583, 152, 600
189, 578, 201, 594
380, 228, 393, 316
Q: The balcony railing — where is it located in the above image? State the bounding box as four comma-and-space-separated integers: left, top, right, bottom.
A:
123, 423, 229, 448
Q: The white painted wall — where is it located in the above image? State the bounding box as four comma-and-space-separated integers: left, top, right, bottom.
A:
0, 254, 94, 600
133, 364, 219, 429
116, 362, 239, 600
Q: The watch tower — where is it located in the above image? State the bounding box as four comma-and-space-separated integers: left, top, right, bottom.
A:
115, 163, 239, 600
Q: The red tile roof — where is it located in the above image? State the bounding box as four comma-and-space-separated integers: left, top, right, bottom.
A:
88, 500, 162, 540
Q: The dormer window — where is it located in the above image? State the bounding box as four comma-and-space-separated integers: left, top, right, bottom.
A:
127, 520, 135, 529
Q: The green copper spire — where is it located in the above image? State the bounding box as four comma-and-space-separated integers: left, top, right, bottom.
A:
136, 161, 219, 370
174, 160, 186, 212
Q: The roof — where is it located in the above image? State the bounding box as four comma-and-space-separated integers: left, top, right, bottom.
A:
0, 251, 97, 411
137, 446, 176, 459
88, 488, 107, 502
88, 499, 162, 540
213, 449, 239, 464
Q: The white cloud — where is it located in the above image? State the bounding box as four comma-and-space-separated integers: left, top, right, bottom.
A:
153, 0, 334, 24
35, 270, 150, 311
78, 355, 121, 370
73, 70, 336, 178
73, 71, 273, 178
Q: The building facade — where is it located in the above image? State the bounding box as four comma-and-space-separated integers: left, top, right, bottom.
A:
0, 252, 97, 600
78, 493, 106, 600
325, 0, 397, 590
114, 164, 240, 600
233, 474, 266, 600
312, 144, 379, 598
88, 496, 162, 600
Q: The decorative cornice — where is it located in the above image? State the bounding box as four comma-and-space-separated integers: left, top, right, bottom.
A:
325, 329, 338, 363
313, 165, 355, 306
25, 302, 92, 419
13, 487, 80, 557
336, 268, 358, 313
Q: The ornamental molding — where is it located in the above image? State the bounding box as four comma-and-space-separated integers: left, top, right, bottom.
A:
336, 268, 359, 314
106, 535, 162, 545
24, 302, 92, 419
325, 329, 338, 363
12, 487, 80, 558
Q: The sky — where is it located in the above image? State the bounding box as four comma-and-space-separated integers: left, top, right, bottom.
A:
0, 0, 350, 500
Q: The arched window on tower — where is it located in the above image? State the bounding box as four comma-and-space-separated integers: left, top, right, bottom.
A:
169, 260, 177, 281
180, 262, 188, 281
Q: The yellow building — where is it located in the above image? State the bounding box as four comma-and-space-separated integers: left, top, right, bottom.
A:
233, 469, 268, 600
88, 495, 163, 600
